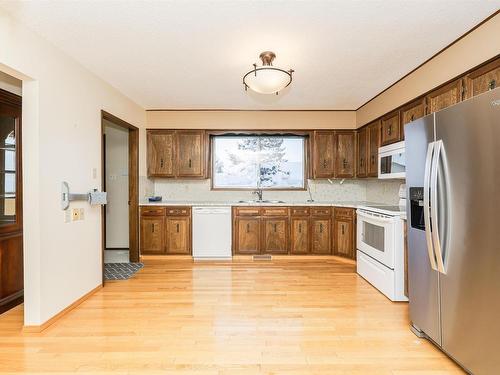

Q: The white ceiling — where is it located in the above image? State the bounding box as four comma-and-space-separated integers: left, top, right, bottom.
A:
1, 1, 498, 110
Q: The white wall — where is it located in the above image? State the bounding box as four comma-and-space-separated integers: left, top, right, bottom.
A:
0, 70, 21, 95
0, 9, 145, 325
103, 120, 129, 249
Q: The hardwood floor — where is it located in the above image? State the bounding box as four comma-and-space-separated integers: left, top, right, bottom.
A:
0, 258, 462, 374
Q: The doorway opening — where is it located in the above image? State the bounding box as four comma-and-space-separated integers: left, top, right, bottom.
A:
0, 72, 23, 314
101, 111, 139, 282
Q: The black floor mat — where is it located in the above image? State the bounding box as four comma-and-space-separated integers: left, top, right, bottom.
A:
104, 262, 144, 280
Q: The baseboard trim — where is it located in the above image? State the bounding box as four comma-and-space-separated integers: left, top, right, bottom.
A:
23, 284, 102, 333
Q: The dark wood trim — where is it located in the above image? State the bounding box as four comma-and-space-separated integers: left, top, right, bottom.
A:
100, 111, 140, 277
356, 10, 500, 111
0, 88, 21, 108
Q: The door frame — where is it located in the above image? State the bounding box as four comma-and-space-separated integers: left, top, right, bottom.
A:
100, 111, 139, 280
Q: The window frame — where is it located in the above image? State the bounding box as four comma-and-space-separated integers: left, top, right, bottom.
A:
209, 131, 309, 191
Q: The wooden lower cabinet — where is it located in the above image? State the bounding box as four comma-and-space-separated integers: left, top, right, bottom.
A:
262, 217, 288, 254
234, 217, 261, 254
290, 217, 310, 254
311, 218, 332, 254
140, 206, 191, 255
333, 208, 356, 260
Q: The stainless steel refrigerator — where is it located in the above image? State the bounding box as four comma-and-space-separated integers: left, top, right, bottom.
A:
405, 87, 500, 374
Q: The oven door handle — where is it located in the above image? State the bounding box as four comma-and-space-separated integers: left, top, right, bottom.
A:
356, 210, 395, 223
424, 141, 438, 271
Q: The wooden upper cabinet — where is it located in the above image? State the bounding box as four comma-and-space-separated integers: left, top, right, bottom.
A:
356, 128, 368, 178
311, 217, 331, 254
464, 58, 500, 99
165, 216, 191, 254
290, 217, 310, 254
400, 98, 426, 137
367, 121, 380, 177
176, 130, 205, 178
234, 217, 260, 254
312, 131, 335, 178
426, 79, 463, 114
147, 131, 175, 177
140, 216, 165, 254
335, 131, 356, 178
380, 111, 401, 146
261, 217, 288, 254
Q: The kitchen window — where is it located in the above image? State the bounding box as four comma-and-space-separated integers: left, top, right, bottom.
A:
211, 134, 306, 190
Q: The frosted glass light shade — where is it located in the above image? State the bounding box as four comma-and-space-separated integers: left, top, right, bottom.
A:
243, 67, 292, 94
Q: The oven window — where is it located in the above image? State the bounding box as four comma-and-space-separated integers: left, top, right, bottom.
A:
363, 221, 385, 252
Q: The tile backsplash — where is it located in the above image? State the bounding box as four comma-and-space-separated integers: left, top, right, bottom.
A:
145, 177, 403, 204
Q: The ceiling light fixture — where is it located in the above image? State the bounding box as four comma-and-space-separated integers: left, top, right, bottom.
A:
242, 51, 294, 95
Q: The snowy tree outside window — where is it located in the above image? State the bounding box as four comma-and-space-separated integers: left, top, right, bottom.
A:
212, 135, 305, 189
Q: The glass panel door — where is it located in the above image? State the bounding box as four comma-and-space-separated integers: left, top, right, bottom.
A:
0, 115, 17, 227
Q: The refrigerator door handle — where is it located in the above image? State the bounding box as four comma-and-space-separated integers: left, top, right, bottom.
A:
424, 141, 438, 271
430, 140, 449, 274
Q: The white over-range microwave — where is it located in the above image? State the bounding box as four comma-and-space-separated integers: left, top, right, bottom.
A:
378, 141, 405, 179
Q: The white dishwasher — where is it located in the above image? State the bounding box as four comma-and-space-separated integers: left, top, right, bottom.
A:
192, 206, 232, 259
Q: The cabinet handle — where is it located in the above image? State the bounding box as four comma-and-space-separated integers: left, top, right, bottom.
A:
489, 79, 497, 90
176, 223, 180, 233
160, 158, 164, 168
387, 125, 392, 136
371, 155, 375, 164
298, 223, 302, 233
343, 159, 347, 169
273, 223, 277, 232
246, 223, 250, 233
188, 158, 192, 168
360, 158, 364, 167
341, 225, 345, 235
319, 223, 323, 233
152, 223, 155, 233
323, 159, 327, 168
410, 114, 415, 121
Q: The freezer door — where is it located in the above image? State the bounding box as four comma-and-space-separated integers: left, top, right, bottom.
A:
404, 114, 441, 345
436, 88, 500, 374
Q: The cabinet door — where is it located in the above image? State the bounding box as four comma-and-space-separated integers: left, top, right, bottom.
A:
356, 128, 368, 178
140, 216, 165, 254
147, 131, 175, 177
290, 217, 309, 254
464, 58, 500, 98
234, 217, 260, 254
176, 131, 205, 177
312, 131, 335, 178
426, 79, 463, 114
380, 111, 401, 146
400, 98, 426, 138
262, 218, 288, 254
367, 121, 380, 177
165, 217, 191, 254
335, 131, 356, 178
334, 218, 355, 259
311, 218, 331, 254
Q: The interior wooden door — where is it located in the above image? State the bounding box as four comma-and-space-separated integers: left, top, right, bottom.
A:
290, 217, 310, 254
311, 218, 331, 254
312, 131, 335, 178
176, 130, 204, 177
234, 217, 260, 254
356, 128, 368, 178
0, 88, 23, 314
147, 131, 175, 177
367, 121, 380, 177
335, 131, 355, 178
261, 217, 288, 254
165, 217, 191, 254
140, 216, 165, 254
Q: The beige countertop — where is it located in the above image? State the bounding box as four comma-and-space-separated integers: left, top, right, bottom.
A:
139, 200, 387, 209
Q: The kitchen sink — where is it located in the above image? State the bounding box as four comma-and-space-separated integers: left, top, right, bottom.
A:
237, 199, 285, 204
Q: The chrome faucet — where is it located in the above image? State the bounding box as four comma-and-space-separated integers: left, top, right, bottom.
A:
253, 187, 263, 201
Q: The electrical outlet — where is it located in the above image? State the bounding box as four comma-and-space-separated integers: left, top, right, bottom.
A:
79, 208, 85, 220
71, 208, 80, 221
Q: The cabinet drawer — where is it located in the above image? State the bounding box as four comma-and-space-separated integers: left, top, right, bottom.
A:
261, 207, 289, 216
291, 207, 310, 216
141, 207, 166, 216
166, 207, 191, 216
334, 207, 355, 219
234, 207, 261, 216
311, 207, 332, 217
